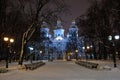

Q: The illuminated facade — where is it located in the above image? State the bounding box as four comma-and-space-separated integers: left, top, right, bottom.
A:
53, 20, 67, 59
39, 20, 84, 60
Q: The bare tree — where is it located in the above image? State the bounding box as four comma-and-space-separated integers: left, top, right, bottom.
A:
0, 0, 7, 35
0, 0, 70, 64
76, 0, 120, 59
17, 0, 70, 65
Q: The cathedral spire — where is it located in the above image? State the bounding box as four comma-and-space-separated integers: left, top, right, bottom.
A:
70, 20, 77, 28
72, 20, 76, 25
41, 21, 48, 28
56, 19, 63, 29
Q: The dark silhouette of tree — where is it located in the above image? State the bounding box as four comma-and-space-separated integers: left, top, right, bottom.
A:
0, 0, 70, 63
76, 0, 120, 60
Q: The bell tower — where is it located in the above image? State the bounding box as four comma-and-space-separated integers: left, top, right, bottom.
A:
54, 20, 64, 39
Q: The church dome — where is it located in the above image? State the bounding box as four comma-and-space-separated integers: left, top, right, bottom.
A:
70, 20, 77, 28
54, 19, 65, 38
55, 19, 63, 29
41, 21, 48, 28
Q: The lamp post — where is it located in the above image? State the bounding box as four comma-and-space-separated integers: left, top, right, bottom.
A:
82, 46, 85, 59
86, 45, 90, 60
3, 37, 14, 68
75, 49, 78, 60
9, 38, 14, 63
4, 37, 9, 68
29, 47, 34, 63
40, 50, 43, 60
108, 35, 120, 68
90, 45, 93, 59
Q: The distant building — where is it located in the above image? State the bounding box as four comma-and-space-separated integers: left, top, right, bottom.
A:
28, 20, 84, 60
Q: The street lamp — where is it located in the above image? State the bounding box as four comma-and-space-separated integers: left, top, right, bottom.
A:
10, 38, 14, 43
9, 38, 14, 63
40, 50, 43, 60
75, 49, 78, 60
3, 37, 14, 68
82, 46, 85, 50
3, 37, 9, 68
86, 46, 90, 50
108, 35, 120, 68
90, 45, 93, 48
114, 35, 120, 40
75, 50, 78, 53
4, 37, 14, 43
29, 47, 34, 51
4, 37, 9, 42
85, 45, 90, 60
29, 47, 34, 63
40, 51, 42, 54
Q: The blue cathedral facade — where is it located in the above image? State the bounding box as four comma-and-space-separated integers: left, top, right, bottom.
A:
28, 20, 85, 60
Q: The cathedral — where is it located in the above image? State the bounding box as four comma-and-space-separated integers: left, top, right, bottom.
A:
29, 20, 84, 60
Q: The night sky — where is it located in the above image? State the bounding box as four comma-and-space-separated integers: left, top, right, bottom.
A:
62, 0, 90, 28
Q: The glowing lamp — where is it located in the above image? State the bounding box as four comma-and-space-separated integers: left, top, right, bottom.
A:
10, 38, 14, 43
4, 37, 9, 42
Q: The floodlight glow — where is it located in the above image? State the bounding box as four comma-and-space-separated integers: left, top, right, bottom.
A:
67, 34, 69, 37
56, 36, 63, 41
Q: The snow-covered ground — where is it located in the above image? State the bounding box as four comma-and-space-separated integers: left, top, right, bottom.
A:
0, 60, 120, 80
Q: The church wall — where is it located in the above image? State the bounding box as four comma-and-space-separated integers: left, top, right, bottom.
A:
37, 20, 85, 60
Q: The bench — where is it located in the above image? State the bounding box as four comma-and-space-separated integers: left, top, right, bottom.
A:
24, 61, 45, 70
75, 61, 98, 69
